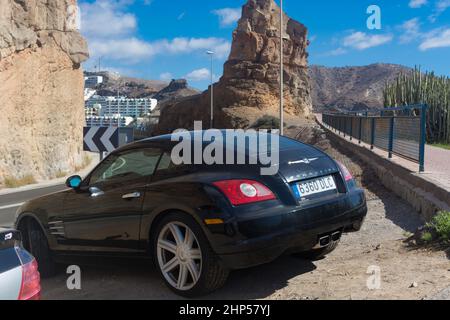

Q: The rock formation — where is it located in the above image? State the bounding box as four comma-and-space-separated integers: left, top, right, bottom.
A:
152, 79, 200, 107
157, 0, 312, 133
0, 0, 89, 185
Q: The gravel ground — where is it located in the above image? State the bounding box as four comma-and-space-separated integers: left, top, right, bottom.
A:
40, 125, 450, 300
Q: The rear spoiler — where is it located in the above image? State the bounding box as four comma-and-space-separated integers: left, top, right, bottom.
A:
0, 228, 22, 250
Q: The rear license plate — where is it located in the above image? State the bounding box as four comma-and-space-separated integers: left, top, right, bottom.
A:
293, 175, 336, 198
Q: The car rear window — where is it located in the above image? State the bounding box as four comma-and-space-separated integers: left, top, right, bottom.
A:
0, 248, 20, 274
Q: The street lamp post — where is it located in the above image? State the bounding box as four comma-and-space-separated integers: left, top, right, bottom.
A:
207, 50, 215, 129
279, 0, 284, 135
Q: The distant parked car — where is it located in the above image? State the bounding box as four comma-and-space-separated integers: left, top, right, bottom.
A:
15, 131, 367, 297
0, 227, 41, 300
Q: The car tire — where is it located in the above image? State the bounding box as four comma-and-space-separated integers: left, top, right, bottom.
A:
25, 219, 56, 278
152, 212, 229, 297
297, 240, 340, 261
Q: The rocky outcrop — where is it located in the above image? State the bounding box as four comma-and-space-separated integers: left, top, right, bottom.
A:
157, 0, 312, 133
153, 79, 200, 107
309, 64, 411, 112
0, 0, 89, 185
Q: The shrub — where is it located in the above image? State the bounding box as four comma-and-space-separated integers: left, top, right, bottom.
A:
55, 170, 67, 179
251, 115, 285, 130
426, 211, 450, 242
74, 154, 93, 172
421, 232, 433, 243
4, 175, 37, 188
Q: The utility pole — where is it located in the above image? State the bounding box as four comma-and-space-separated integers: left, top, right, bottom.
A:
207, 50, 215, 129
279, 0, 284, 135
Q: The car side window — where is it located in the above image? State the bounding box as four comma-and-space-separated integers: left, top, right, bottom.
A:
153, 152, 192, 180
89, 148, 162, 186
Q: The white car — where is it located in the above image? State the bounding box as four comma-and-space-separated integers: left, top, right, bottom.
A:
0, 227, 41, 300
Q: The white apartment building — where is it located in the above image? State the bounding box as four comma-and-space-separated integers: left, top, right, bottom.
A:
86, 115, 134, 128
84, 76, 104, 88
85, 96, 158, 118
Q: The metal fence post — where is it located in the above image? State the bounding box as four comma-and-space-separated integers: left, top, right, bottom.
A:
349, 117, 353, 141
370, 118, 375, 150
419, 104, 427, 172
388, 117, 394, 159
342, 117, 347, 138
358, 117, 362, 144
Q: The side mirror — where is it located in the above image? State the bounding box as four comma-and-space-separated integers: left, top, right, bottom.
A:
66, 175, 82, 189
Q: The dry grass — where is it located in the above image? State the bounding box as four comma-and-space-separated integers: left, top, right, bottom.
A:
4, 174, 37, 188
74, 154, 92, 172
55, 170, 67, 179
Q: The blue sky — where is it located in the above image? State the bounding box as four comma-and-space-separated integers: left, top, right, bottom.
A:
79, 0, 450, 90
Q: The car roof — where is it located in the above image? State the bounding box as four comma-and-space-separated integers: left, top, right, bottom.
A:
116, 130, 307, 153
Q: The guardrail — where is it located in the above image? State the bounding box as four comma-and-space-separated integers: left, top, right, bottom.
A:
322, 104, 427, 172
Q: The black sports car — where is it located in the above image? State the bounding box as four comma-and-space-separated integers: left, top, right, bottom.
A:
15, 131, 367, 297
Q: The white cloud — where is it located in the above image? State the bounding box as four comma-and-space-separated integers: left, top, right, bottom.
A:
399, 18, 421, 43
155, 37, 231, 58
89, 37, 231, 63
419, 28, 450, 50
320, 47, 347, 57
437, 0, 450, 10
409, 0, 427, 8
159, 72, 173, 81
81, 1, 231, 64
185, 68, 211, 81
212, 8, 241, 27
429, 0, 450, 21
325, 48, 347, 56
80, 0, 137, 38
89, 37, 155, 61
343, 32, 393, 50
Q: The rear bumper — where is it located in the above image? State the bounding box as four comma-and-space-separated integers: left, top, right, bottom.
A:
215, 189, 367, 270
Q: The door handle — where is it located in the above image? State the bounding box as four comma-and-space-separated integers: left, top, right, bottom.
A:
122, 192, 141, 199
89, 187, 104, 197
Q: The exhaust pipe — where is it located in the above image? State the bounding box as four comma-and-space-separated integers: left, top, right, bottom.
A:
331, 231, 341, 241
318, 235, 331, 247
314, 230, 342, 249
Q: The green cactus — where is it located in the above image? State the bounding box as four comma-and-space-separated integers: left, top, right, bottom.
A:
383, 67, 450, 144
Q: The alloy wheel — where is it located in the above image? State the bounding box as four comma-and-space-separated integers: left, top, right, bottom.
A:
157, 222, 202, 291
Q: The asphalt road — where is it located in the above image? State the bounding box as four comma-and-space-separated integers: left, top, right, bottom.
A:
0, 184, 67, 227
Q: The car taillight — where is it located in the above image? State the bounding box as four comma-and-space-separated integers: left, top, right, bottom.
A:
336, 161, 353, 181
18, 259, 41, 300
213, 179, 276, 206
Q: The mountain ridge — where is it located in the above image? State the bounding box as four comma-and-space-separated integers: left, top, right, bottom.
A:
309, 63, 411, 111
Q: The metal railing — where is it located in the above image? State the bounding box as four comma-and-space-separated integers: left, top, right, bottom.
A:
322, 104, 427, 172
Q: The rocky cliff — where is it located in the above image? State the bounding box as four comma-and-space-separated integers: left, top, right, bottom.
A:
309, 64, 411, 111
0, 0, 89, 185
157, 0, 312, 133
